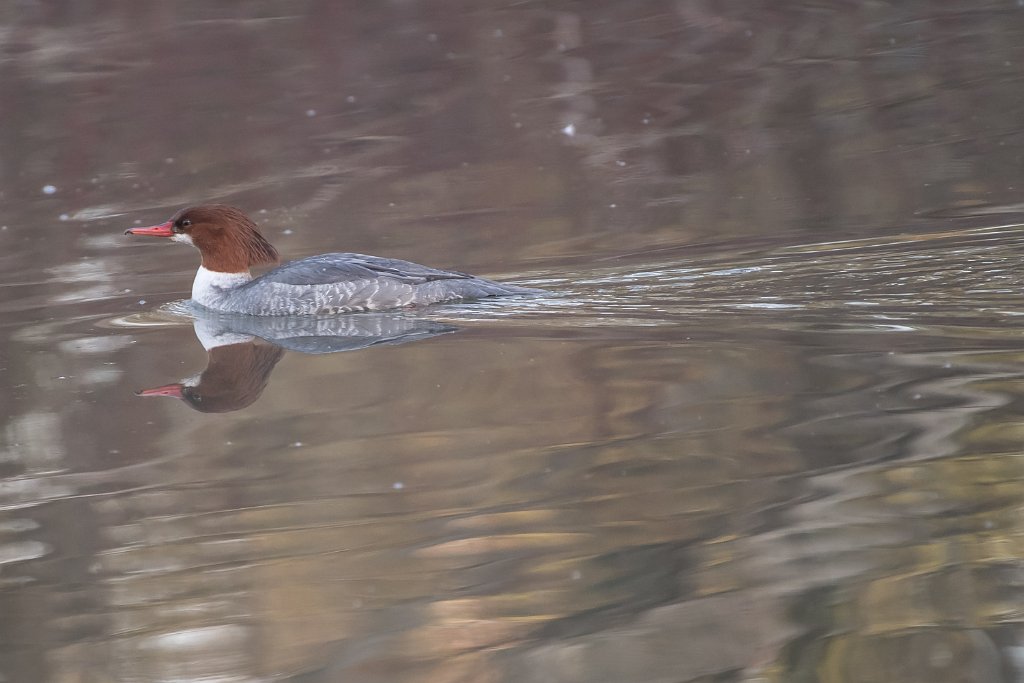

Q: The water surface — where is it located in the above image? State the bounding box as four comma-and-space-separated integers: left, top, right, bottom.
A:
3, 2, 1024, 682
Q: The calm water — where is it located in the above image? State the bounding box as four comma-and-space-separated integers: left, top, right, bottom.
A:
3, 2, 1024, 682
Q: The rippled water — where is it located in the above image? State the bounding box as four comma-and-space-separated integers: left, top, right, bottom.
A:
4, 2, 1024, 682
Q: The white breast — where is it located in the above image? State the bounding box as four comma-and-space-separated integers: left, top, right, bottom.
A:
192, 266, 252, 309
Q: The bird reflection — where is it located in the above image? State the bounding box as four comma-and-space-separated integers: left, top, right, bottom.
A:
136, 308, 456, 412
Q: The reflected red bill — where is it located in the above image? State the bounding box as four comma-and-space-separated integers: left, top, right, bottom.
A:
135, 383, 185, 399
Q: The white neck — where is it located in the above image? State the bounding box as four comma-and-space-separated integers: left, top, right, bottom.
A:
192, 266, 251, 309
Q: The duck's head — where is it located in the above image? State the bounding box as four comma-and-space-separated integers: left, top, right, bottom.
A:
126, 204, 279, 272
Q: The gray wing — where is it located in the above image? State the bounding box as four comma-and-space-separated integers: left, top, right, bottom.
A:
250, 253, 474, 287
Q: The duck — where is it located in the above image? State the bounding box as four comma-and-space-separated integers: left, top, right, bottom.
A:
125, 204, 541, 315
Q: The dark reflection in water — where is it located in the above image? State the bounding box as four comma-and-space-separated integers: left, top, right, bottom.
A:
3, 2, 1024, 682
135, 307, 456, 412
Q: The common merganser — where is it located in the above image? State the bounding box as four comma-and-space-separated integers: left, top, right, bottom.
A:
125, 205, 542, 315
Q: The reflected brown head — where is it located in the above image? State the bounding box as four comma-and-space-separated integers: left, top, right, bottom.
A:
136, 341, 285, 413
170, 205, 280, 273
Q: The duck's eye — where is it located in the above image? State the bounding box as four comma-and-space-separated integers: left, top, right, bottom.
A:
180, 218, 192, 228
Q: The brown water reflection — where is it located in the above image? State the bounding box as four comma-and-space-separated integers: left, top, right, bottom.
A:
4, 1, 1024, 682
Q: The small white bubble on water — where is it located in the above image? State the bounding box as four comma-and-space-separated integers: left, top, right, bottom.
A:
609, 203, 617, 208
616, 160, 626, 166
562, 123, 576, 137
306, 109, 317, 117
292, 441, 303, 447
427, 33, 438, 42
42, 184, 57, 195
165, 157, 175, 164
138, 299, 146, 305
282, 229, 294, 235
59, 214, 69, 221
346, 95, 356, 103
392, 481, 404, 490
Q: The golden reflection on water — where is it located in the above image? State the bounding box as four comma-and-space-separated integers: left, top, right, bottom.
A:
4, 224, 1024, 681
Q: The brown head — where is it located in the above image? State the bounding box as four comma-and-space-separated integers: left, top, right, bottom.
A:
125, 205, 279, 273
